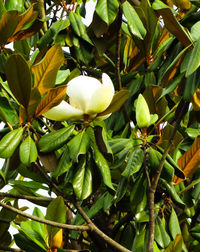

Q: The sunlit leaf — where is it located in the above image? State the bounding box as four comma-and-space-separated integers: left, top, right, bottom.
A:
35, 86, 67, 118
186, 40, 200, 77
32, 44, 64, 95
174, 136, 200, 184
122, 1, 147, 40
38, 125, 75, 152
95, 0, 119, 25
19, 135, 38, 166
0, 127, 23, 158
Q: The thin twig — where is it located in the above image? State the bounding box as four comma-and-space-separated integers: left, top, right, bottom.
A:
0, 200, 89, 231
147, 101, 189, 252
0, 192, 53, 202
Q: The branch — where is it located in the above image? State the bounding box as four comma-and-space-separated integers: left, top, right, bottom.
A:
0, 200, 89, 231
147, 101, 189, 252
74, 202, 132, 252
0, 192, 53, 202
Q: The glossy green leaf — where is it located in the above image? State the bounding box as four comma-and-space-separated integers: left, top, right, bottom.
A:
69, 12, 93, 44
56, 70, 70, 85
95, 0, 119, 25
191, 224, 200, 240
67, 130, 90, 162
132, 226, 146, 252
52, 146, 72, 178
45, 196, 66, 240
14, 233, 45, 252
0, 127, 23, 158
73, 40, 93, 65
92, 144, 114, 190
5, 54, 31, 108
19, 135, 38, 166
186, 128, 200, 138
191, 21, 200, 42
155, 216, 171, 248
20, 220, 47, 250
14, 39, 31, 60
186, 40, 200, 77
0, 96, 18, 125
122, 1, 147, 40
5, 0, 24, 12
122, 148, 144, 178
73, 157, 92, 200
9, 179, 48, 190
32, 44, 64, 95
116, 177, 128, 202
169, 208, 181, 239
38, 125, 75, 152
161, 179, 185, 207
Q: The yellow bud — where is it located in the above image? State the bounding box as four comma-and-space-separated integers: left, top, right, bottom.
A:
49, 229, 63, 249
136, 94, 150, 128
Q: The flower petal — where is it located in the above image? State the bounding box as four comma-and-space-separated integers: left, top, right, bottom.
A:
86, 73, 115, 114
67, 75, 101, 112
43, 101, 84, 121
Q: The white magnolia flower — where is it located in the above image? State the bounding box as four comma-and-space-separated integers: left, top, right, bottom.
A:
43, 73, 115, 121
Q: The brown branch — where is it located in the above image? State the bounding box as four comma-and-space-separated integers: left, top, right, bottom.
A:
0, 192, 53, 202
0, 200, 89, 231
147, 101, 189, 252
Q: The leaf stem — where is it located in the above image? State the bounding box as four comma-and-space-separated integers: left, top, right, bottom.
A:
37, 0, 48, 32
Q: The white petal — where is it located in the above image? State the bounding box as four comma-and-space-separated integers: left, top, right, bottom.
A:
86, 73, 115, 114
67, 75, 101, 113
43, 101, 84, 121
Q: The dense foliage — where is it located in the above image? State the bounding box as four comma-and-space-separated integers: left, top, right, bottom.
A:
1, 0, 200, 251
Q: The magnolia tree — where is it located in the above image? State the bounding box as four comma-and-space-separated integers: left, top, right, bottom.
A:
1, 0, 200, 251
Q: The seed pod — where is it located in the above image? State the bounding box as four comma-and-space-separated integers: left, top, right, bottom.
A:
136, 94, 150, 128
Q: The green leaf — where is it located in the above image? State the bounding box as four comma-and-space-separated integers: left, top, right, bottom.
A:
122, 148, 144, 178
32, 44, 64, 95
67, 130, 90, 162
37, 19, 70, 50
19, 135, 38, 166
38, 125, 75, 152
122, 1, 147, 40
0, 0, 6, 20
14, 39, 31, 60
20, 221, 47, 250
0, 96, 18, 125
69, 12, 93, 44
191, 224, 200, 240
0, 127, 23, 158
186, 40, 200, 77
191, 21, 200, 42
45, 196, 66, 240
116, 177, 128, 202
56, 70, 70, 85
14, 233, 45, 252
52, 146, 72, 178
155, 216, 171, 248
72, 156, 92, 200
5, 54, 32, 108
95, 0, 119, 25
132, 226, 146, 252
93, 143, 114, 190
5, 0, 24, 12
169, 208, 181, 239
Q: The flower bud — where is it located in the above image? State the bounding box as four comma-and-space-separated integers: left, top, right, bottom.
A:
136, 94, 151, 128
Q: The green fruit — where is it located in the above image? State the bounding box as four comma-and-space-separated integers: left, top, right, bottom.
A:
136, 94, 150, 128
